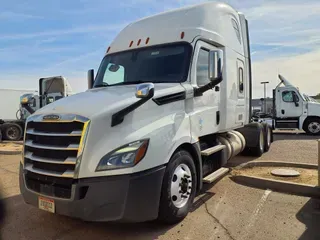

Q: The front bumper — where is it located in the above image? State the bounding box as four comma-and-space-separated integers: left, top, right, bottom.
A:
19, 163, 166, 222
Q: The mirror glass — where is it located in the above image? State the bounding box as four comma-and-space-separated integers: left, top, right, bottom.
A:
208, 49, 223, 81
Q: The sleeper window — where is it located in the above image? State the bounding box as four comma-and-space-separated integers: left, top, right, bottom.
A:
239, 67, 244, 93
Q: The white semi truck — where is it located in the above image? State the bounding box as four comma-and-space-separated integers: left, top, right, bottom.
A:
267, 74, 320, 135
19, 2, 273, 224
0, 76, 73, 141
0, 88, 37, 142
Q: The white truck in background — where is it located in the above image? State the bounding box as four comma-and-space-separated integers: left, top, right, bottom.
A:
0, 88, 38, 121
0, 76, 73, 141
269, 74, 320, 135
19, 2, 273, 224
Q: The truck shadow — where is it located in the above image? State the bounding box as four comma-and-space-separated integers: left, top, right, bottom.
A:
1, 193, 214, 240
296, 198, 320, 240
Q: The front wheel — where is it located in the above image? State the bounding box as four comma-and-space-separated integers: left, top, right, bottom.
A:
304, 119, 320, 135
158, 150, 197, 224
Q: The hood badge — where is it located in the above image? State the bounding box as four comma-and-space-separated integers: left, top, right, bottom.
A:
43, 114, 61, 121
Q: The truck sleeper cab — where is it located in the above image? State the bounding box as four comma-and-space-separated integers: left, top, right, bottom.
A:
19, 2, 273, 224
273, 74, 320, 135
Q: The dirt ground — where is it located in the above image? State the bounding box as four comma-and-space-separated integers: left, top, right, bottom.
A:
232, 166, 319, 186
0, 142, 22, 153
1, 131, 320, 240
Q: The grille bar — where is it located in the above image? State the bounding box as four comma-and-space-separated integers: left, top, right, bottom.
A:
26, 129, 82, 137
25, 140, 79, 151
25, 163, 75, 178
23, 115, 88, 199
25, 151, 77, 165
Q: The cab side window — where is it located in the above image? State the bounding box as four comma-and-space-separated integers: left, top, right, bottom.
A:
196, 48, 209, 87
282, 91, 299, 102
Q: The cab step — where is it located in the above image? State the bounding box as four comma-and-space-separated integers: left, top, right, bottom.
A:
203, 167, 229, 183
201, 145, 226, 156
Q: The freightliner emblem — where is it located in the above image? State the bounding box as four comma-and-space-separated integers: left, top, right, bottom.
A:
43, 114, 60, 121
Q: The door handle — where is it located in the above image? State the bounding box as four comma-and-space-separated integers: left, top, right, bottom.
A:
281, 109, 285, 114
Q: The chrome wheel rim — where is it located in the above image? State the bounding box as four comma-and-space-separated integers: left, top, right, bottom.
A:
267, 127, 271, 147
259, 130, 264, 152
171, 163, 192, 208
7, 127, 18, 139
308, 122, 320, 133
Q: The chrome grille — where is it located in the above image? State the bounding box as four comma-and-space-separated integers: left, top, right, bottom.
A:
23, 118, 86, 179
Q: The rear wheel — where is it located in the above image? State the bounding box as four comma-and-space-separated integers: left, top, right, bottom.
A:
2, 123, 23, 141
158, 150, 197, 224
240, 124, 265, 157
262, 123, 273, 152
304, 118, 320, 135
251, 128, 265, 157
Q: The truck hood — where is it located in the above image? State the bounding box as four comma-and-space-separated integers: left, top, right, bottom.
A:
307, 101, 320, 115
34, 83, 186, 118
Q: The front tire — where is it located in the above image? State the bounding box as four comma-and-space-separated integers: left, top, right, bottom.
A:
304, 118, 320, 135
158, 150, 197, 224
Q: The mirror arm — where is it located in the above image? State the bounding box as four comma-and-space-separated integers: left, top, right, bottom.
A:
21, 102, 35, 115
194, 75, 223, 97
111, 89, 154, 127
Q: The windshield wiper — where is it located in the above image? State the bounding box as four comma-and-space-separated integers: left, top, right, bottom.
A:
110, 81, 146, 86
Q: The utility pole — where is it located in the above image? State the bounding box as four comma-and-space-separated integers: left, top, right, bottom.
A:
261, 81, 269, 113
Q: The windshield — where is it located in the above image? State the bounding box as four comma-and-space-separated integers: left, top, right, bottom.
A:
93, 43, 192, 87
303, 93, 318, 102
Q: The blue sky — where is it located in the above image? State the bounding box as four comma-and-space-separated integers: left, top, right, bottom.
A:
1, 0, 320, 98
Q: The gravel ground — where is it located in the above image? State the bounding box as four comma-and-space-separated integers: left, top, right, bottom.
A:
1, 132, 320, 240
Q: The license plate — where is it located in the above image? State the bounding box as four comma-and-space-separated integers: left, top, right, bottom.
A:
38, 196, 55, 213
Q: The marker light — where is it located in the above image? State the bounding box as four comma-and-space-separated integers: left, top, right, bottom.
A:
146, 37, 150, 44
181, 31, 185, 39
129, 41, 134, 47
107, 47, 111, 53
137, 39, 141, 46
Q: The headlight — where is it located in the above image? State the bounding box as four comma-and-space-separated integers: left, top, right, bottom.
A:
96, 139, 149, 171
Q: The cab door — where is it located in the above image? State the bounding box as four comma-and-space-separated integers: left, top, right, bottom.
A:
275, 87, 303, 129
277, 88, 303, 118
188, 40, 221, 137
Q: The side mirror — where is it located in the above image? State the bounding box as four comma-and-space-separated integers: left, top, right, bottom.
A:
208, 49, 223, 81
135, 83, 155, 99
20, 95, 34, 105
194, 49, 223, 97
293, 94, 299, 107
88, 69, 94, 89
20, 94, 36, 114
